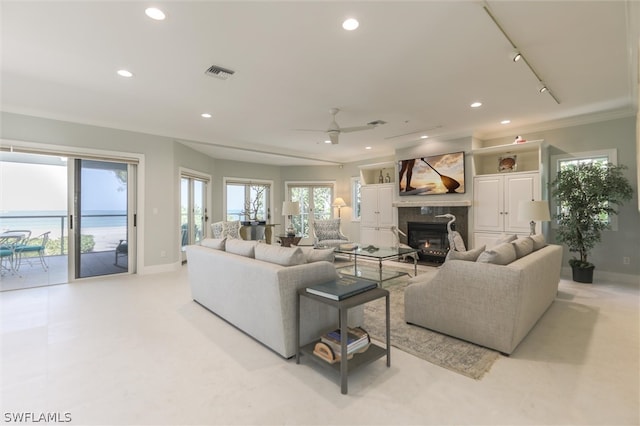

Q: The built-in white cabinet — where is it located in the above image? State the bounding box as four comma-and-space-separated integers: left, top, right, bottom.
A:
473, 172, 540, 249
360, 183, 395, 246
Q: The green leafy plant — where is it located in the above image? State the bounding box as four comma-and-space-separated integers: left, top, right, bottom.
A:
44, 235, 96, 255
550, 162, 632, 269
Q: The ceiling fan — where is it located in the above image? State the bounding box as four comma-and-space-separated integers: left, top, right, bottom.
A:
297, 108, 386, 144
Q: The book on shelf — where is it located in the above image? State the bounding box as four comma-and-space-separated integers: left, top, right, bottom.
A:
306, 277, 377, 300
320, 327, 370, 356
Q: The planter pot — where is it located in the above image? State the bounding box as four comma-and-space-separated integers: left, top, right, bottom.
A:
571, 265, 595, 283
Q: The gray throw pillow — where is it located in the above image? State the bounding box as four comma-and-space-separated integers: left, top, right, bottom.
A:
296, 246, 335, 263
446, 245, 485, 262
512, 237, 534, 258
225, 239, 258, 258
530, 233, 546, 251
496, 234, 517, 244
477, 242, 517, 265
254, 244, 306, 266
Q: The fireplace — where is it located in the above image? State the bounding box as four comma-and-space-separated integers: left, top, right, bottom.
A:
407, 221, 449, 263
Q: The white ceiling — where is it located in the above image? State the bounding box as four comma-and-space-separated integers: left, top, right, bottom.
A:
2, 1, 638, 166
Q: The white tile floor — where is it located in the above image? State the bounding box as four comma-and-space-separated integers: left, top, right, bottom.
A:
1, 265, 638, 425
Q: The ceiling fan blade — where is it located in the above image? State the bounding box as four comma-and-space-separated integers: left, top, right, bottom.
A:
340, 124, 376, 133
294, 128, 326, 132
329, 131, 340, 144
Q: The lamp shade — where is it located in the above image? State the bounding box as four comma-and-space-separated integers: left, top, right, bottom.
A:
282, 201, 300, 216
518, 200, 551, 222
332, 197, 347, 207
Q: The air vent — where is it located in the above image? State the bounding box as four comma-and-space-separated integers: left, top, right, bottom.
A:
205, 65, 235, 80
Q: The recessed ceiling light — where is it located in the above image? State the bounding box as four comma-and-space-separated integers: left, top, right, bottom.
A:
470, 101, 482, 108
117, 69, 134, 78
342, 18, 359, 31
365, 146, 372, 150
500, 120, 511, 125
145, 7, 166, 20
201, 113, 212, 118
420, 135, 428, 139
324, 140, 332, 144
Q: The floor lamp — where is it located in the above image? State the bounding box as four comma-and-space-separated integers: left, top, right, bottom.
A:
518, 200, 551, 235
282, 201, 300, 236
332, 197, 347, 218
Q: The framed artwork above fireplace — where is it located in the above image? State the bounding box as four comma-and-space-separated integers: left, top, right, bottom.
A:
398, 151, 465, 196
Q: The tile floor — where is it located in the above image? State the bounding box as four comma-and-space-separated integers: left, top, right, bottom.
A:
0, 266, 638, 425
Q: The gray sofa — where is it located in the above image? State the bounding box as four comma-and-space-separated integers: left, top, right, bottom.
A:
404, 243, 563, 354
186, 239, 362, 358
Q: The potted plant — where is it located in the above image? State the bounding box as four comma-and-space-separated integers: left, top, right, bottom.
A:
550, 161, 633, 283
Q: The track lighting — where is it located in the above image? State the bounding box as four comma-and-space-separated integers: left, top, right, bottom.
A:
510, 51, 522, 62
538, 84, 548, 94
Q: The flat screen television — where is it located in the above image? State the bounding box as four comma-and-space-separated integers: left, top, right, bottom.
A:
398, 151, 465, 195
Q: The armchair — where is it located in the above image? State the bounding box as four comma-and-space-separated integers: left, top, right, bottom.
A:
312, 218, 351, 249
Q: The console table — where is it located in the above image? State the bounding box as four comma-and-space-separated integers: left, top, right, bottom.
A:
296, 286, 390, 395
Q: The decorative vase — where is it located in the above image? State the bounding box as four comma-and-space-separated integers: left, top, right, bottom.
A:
572, 265, 595, 283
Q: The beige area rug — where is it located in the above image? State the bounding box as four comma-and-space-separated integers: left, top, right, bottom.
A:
360, 273, 500, 380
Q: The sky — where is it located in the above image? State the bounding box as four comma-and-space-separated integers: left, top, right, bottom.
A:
1, 162, 126, 212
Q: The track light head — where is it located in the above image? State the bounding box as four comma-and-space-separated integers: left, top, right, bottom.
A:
510, 51, 522, 62
538, 84, 548, 93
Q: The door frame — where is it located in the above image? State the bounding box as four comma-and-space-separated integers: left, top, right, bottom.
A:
179, 167, 211, 261
2, 138, 145, 280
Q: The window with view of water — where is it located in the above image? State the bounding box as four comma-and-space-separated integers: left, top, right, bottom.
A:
224, 179, 271, 222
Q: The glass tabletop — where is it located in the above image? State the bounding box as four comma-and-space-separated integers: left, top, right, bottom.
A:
334, 245, 417, 260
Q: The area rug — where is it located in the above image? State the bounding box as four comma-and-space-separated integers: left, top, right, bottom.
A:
362, 276, 500, 380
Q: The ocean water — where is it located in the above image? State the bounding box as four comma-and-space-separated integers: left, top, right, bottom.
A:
0, 210, 127, 240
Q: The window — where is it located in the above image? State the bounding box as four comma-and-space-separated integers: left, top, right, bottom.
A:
552, 149, 618, 229
285, 182, 335, 238
351, 177, 361, 221
224, 178, 272, 222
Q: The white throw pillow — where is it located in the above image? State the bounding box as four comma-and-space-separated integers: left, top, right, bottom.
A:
255, 244, 306, 266
530, 233, 546, 251
201, 238, 226, 250
496, 234, 517, 244
225, 239, 258, 258
477, 242, 517, 265
296, 246, 335, 263
445, 245, 485, 262
512, 237, 534, 259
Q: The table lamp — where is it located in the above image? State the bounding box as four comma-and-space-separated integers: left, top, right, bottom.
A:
282, 201, 300, 236
332, 197, 347, 218
518, 200, 551, 235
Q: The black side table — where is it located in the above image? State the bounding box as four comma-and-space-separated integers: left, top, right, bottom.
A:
296, 286, 390, 395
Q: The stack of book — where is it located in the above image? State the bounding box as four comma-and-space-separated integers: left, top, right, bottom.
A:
306, 277, 377, 300
313, 327, 370, 363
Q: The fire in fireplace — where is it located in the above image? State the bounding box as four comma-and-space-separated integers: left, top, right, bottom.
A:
407, 221, 449, 263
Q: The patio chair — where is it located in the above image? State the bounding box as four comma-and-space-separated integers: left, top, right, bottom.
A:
15, 231, 50, 271
115, 239, 128, 267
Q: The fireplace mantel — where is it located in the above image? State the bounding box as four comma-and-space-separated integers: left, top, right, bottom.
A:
393, 200, 471, 208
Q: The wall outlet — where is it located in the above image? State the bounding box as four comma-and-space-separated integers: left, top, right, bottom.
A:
623, 257, 630, 265
160, 250, 167, 258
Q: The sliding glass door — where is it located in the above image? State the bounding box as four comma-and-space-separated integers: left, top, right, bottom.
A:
73, 159, 135, 279
181, 175, 208, 259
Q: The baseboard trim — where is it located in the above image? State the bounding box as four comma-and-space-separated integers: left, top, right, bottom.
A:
560, 267, 639, 285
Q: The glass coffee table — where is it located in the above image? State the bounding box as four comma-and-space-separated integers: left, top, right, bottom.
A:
334, 245, 418, 286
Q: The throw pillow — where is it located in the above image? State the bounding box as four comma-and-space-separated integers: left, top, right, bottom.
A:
445, 245, 485, 262
512, 237, 534, 259
225, 239, 258, 258
530, 233, 546, 251
201, 238, 226, 250
496, 234, 517, 244
476, 242, 517, 265
211, 222, 225, 239
255, 244, 306, 266
296, 246, 335, 263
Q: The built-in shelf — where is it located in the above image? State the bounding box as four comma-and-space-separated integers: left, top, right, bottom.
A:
393, 200, 472, 207
359, 161, 395, 185
471, 139, 545, 176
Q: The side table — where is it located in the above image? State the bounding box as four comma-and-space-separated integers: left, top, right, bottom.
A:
278, 234, 302, 247
296, 286, 390, 395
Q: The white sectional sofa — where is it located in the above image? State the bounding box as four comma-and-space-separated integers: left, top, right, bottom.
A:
186, 239, 362, 358
404, 237, 562, 355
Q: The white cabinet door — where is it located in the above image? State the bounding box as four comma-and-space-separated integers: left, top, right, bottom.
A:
360, 227, 378, 246
504, 174, 540, 233
360, 183, 396, 245
360, 185, 379, 228
377, 184, 395, 228
473, 176, 504, 232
